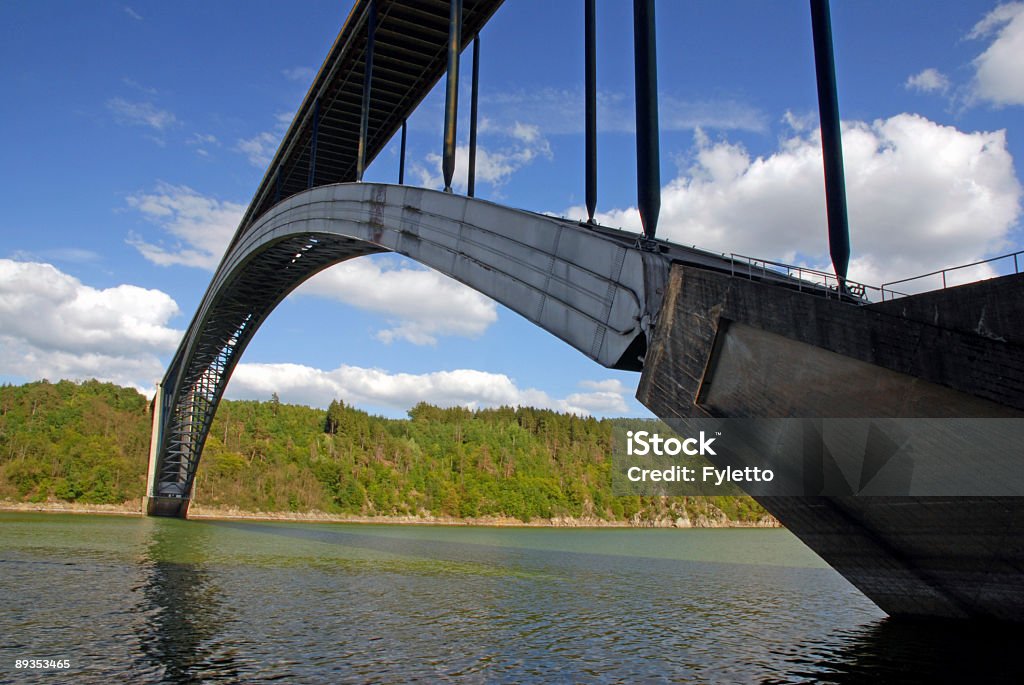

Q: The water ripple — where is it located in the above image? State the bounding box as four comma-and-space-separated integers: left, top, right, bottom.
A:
3, 515, 1023, 683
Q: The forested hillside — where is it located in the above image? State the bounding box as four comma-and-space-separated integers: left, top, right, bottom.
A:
0, 379, 771, 524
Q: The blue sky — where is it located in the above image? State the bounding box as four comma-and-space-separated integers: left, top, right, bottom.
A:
1, 1, 1022, 418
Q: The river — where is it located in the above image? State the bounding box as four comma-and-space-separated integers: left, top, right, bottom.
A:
1, 513, 1021, 683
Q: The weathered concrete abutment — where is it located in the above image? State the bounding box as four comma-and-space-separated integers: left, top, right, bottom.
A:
638, 266, 1024, 621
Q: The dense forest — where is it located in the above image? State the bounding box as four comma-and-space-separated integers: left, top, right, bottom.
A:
0, 379, 771, 525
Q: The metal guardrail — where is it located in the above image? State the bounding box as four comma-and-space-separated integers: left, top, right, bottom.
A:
728, 249, 1024, 304
728, 253, 885, 303
879, 250, 1024, 302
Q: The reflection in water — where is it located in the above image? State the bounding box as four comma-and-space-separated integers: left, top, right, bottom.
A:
136, 518, 238, 682
3, 514, 1024, 683
767, 617, 1024, 684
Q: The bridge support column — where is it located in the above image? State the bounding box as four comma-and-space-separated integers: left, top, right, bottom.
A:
144, 383, 161, 513
356, 0, 377, 182
585, 0, 597, 223
633, 0, 660, 239
442, 0, 462, 192
308, 98, 320, 189
467, 36, 480, 197
399, 119, 407, 184
146, 496, 189, 518
810, 0, 851, 283
144, 383, 190, 518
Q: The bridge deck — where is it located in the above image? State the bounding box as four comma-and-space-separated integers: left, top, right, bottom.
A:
236, 0, 504, 246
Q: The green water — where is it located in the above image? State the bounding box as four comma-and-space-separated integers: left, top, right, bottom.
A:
1, 513, 1020, 683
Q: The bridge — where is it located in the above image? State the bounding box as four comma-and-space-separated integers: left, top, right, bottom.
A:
146, 0, 1024, 622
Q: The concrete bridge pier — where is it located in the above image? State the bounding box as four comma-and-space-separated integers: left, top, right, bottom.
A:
146, 495, 190, 518
145, 383, 190, 518
637, 265, 1024, 621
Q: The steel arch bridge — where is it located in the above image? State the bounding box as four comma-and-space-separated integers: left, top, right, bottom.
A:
145, 0, 859, 517
145, 182, 765, 516
139, 0, 1024, 627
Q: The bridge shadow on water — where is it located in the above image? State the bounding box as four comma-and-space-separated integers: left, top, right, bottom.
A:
764, 617, 1024, 684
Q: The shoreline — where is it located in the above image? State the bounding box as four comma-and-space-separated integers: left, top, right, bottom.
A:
0, 499, 780, 529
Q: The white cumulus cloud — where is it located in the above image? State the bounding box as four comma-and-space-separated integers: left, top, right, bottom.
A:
414, 121, 553, 192
235, 111, 294, 167
905, 68, 950, 94
968, 2, 1024, 106
236, 131, 280, 167
126, 183, 244, 269
227, 361, 629, 416
296, 256, 498, 345
566, 114, 1021, 291
567, 379, 630, 415
0, 260, 182, 390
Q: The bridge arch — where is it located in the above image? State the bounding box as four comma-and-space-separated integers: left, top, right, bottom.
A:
147, 182, 671, 516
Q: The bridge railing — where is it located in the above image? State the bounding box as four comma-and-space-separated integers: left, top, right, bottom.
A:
880, 250, 1024, 301
728, 253, 887, 303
